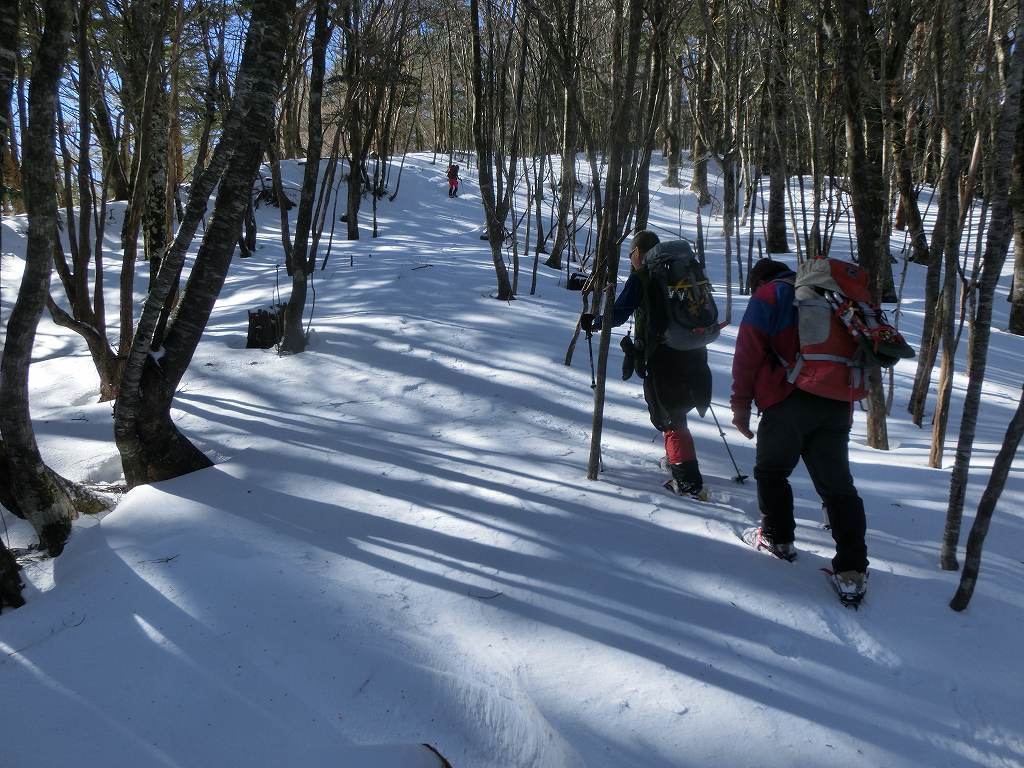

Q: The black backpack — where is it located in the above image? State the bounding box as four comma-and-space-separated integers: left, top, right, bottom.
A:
642, 239, 720, 351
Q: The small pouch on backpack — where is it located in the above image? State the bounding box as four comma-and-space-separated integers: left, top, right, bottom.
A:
795, 285, 832, 345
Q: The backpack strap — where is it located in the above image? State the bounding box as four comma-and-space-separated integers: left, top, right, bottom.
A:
784, 353, 866, 387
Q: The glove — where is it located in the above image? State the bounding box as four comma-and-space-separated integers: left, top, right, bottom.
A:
580, 313, 596, 333
732, 410, 754, 440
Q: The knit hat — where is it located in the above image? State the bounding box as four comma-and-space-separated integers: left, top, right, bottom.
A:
749, 257, 791, 289
631, 230, 660, 255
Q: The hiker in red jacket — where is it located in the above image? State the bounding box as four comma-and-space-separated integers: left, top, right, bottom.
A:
446, 163, 460, 197
731, 257, 868, 600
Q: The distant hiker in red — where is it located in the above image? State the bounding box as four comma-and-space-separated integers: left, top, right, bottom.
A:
446, 163, 459, 197
731, 257, 868, 604
580, 230, 714, 497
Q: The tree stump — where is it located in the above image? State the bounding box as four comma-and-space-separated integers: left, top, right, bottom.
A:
246, 304, 287, 349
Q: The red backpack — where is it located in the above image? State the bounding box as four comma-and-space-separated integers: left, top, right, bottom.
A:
787, 257, 915, 402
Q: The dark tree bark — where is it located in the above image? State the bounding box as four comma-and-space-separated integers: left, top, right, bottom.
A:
344, 0, 365, 242
117, 0, 170, 359
929, 0, 968, 470
0, 536, 24, 613
587, 0, 645, 480
0, 0, 16, 211
0, 440, 25, 518
0, 0, 17, 223
279, 5, 310, 160
0, 4, 18, 536
469, 0, 514, 299
892, 95, 929, 264
142, 76, 171, 273
88, 59, 131, 201
114, 0, 295, 487
282, 0, 330, 353
633, 25, 667, 233
548, 82, 577, 268
949, 384, 1024, 611
765, 0, 790, 254
43, 0, 121, 402
689, 50, 712, 207
940, 10, 1024, 570
836, 0, 889, 449
268, 141, 294, 265
0, 0, 109, 556
909, 2, 957, 427
663, 56, 683, 188
1011, 96, 1024, 336
547, 0, 578, 269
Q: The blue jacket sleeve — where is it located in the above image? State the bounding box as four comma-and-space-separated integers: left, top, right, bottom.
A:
592, 272, 642, 330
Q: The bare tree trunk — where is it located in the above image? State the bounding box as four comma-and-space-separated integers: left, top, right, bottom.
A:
282, 0, 330, 354
0, 439, 24, 518
0, 0, 25, 611
547, 0, 577, 269
892, 96, 929, 264
688, 42, 713, 208
909, 3, 954, 427
89, 57, 131, 201
949, 384, 1024, 610
836, 0, 889, 449
765, 0, 789, 253
691, 134, 712, 206
279, 6, 309, 159
940, 15, 1024, 570
664, 56, 683, 188
587, 0, 645, 480
117, 0, 170, 359
142, 69, 171, 277
929, 0, 968, 469
0, 0, 17, 220
41, 0, 121, 401
633, 33, 665, 233
0, 536, 24, 612
0, 0, 110, 556
469, 0, 513, 299
1010, 97, 1024, 336
268, 141, 294, 264
114, 0, 295, 487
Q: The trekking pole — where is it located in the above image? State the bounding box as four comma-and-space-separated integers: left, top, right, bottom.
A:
707, 403, 749, 483
584, 328, 602, 472
585, 330, 597, 389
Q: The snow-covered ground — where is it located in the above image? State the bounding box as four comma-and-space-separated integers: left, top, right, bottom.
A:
1, 153, 1022, 767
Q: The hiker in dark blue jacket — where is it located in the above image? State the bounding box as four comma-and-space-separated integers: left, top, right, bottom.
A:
580, 230, 712, 496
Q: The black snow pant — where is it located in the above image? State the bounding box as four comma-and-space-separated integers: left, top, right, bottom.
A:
642, 345, 712, 431
754, 388, 868, 574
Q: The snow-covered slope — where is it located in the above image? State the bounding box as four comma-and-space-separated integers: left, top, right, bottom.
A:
1, 153, 1022, 767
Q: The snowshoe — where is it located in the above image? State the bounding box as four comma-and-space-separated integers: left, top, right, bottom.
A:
741, 526, 797, 562
823, 568, 867, 608
664, 477, 709, 501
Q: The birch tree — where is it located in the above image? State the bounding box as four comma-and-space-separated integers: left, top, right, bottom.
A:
0, 0, 110, 556
0, 0, 23, 611
949, 384, 1024, 610
114, 0, 295, 487
939, 4, 1024, 570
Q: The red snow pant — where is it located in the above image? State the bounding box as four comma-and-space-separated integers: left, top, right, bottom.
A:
664, 422, 697, 464
642, 345, 710, 466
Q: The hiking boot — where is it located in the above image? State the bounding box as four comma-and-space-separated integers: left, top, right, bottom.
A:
745, 527, 797, 562
834, 570, 867, 597
666, 478, 706, 498
670, 460, 703, 495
